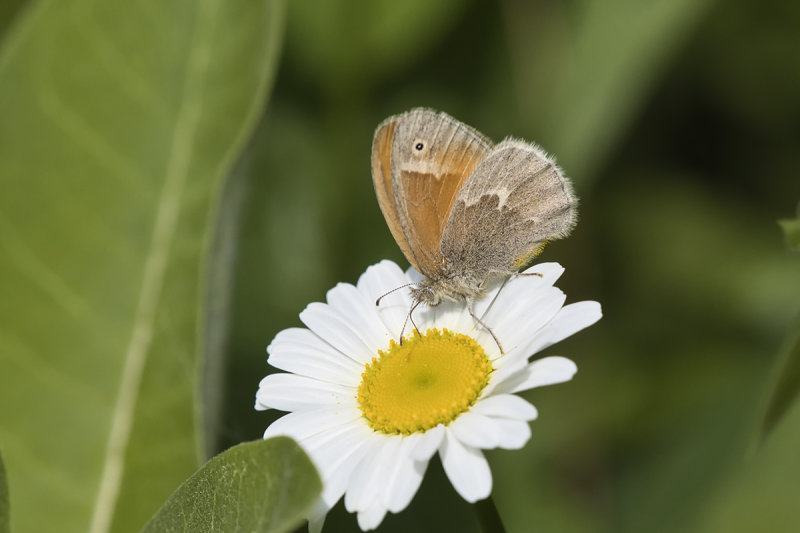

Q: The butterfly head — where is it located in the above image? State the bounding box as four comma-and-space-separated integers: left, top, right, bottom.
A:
409, 283, 441, 307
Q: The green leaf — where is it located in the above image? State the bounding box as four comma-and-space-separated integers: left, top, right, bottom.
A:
0, 450, 9, 533
760, 321, 800, 439
699, 388, 800, 533
778, 203, 800, 252
0, 0, 284, 532
142, 438, 321, 533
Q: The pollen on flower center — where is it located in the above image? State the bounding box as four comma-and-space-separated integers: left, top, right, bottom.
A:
357, 328, 493, 435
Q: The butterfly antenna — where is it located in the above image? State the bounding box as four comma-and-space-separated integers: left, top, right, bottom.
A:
399, 299, 423, 346
375, 283, 415, 306
467, 298, 504, 354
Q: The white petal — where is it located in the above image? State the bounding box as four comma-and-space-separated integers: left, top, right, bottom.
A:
472, 394, 538, 421
357, 260, 413, 338
484, 285, 566, 354
303, 421, 373, 468
449, 412, 500, 449
440, 430, 492, 502
255, 374, 355, 412
409, 425, 445, 461
357, 505, 389, 531
470, 263, 568, 354
522, 301, 602, 355
493, 356, 577, 394
448, 408, 533, 450
405, 266, 424, 284
382, 435, 429, 512
275, 422, 364, 512
490, 345, 531, 371
406, 297, 443, 333
492, 344, 536, 370
325, 282, 395, 352
437, 299, 472, 333
345, 435, 402, 512
520, 262, 565, 284
307, 500, 329, 533
472, 262, 564, 321
450, 298, 478, 333
469, 276, 507, 321
387, 459, 427, 513
300, 302, 375, 365
481, 357, 528, 397
492, 418, 532, 449
267, 328, 363, 387
456, 266, 565, 356
263, 406, 362, 441
305, 425, 381, 508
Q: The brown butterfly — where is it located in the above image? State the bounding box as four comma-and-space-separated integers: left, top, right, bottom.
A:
371, 108, 577, 350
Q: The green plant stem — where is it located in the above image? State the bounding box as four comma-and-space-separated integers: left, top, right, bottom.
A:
474, 496, 506, 533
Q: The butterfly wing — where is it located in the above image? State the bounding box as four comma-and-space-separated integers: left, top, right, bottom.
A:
440, 138, 577, 279
371, 117, 419, 270
372, 108, 493, 276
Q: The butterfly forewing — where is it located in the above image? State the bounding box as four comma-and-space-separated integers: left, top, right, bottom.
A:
392, 109, 492, 276
372, 117, 420, 271
389, 109, 493, 276
440, 138, 577, 279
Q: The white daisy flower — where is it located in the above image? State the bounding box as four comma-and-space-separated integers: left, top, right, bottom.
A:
255, 260, 601, 532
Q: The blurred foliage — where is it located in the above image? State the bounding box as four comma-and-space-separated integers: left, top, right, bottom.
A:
0, 451, 7, 533
0, 0, 25, 38
1, 0, 799, 532
779, 204, 800, 252
698, 390, 800, 533
761, 322, 800, 439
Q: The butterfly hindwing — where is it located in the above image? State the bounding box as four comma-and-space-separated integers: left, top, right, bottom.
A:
440, 138, 577, 279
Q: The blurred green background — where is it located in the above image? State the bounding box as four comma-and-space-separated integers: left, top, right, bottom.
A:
1, 0, 799, 532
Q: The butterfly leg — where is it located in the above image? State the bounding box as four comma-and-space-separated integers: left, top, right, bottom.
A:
399, 299, 424, 346
467, 297, 504, 354
486, 268, 543, 280
514, 272, 543, 278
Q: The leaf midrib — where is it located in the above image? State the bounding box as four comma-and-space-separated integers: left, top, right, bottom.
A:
87, 0, 217, 531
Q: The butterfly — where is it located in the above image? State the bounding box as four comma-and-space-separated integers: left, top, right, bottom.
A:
371, 108, 577, 351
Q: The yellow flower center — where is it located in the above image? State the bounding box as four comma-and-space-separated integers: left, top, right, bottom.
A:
357, 328, 493, 435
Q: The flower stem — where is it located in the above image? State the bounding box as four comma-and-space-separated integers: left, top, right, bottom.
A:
474, 496, 506, 533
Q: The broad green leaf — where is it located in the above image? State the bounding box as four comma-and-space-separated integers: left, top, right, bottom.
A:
0, 450, 8, 533
699, 389, 800, 533
143, 438, 321, 533
502, 0, 717, 182
760, 321, 800, 439
0, 0, 284, 532
778, 203, 800, 252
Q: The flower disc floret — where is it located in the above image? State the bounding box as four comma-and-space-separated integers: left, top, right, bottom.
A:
358, 328, 493, 435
